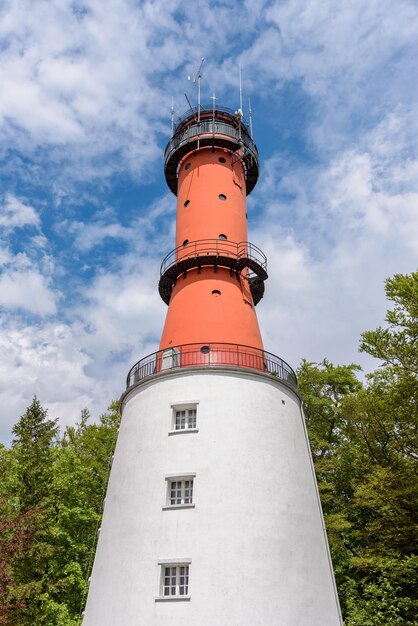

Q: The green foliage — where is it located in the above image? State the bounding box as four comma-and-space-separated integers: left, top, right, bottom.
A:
12, 397, 59, 512
360, 270, 418, 375
0, 400, 120, 626
299, 270, 418, 624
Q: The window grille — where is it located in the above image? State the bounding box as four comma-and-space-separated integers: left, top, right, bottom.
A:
169, 479, 194, 505
175, 408, 196, 430
162, 565, 189, 597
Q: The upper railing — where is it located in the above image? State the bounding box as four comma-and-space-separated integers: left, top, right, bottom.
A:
126, 342, 297, 391
173, 105, 251, 134
164, 105, 260, 196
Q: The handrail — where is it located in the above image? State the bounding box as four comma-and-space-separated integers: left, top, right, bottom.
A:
126, 342, 297, 390
173, 104, 250, 134
160, 239, 267, 277
164, 118, 258, 169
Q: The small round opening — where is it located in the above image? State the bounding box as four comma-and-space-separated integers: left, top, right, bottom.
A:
218, 194, 227, 201
184, 200, 190, 207
219, 234, 227, 240
200, 345, 210, 354
212, 290, 221, 296
185, 163, 191, 170
182, 239, 189, 246
218, 157, 226, 163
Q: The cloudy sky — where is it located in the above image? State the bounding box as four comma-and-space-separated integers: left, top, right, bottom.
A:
0, 0, 417, 442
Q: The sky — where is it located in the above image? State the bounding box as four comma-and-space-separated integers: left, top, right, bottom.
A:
0, 0, 417, 443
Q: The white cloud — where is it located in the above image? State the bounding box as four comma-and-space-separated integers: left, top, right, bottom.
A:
254, 105, 418, 373
0, 255, 164, 442
0, 268, 57, 314
0, 194, 40, 230
71, 220, 133, 252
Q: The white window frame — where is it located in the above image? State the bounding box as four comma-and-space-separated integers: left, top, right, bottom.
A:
169, 402, 199, 435
163, 473, 196, 510
155, 559, 191, 602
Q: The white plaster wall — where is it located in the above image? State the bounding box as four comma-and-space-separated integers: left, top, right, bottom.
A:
83, 368, 342, 626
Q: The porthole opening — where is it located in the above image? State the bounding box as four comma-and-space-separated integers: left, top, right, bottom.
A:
212, 290, 221, 296
218, 157, 226, 163
200, 345, 210, 354
219, 234, 227, 240
218, 194, 227, 201
185, 163, 191, 170
183, 239, 189, 246
184, 200, 190, 207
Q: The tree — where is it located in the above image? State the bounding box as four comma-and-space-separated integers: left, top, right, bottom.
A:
12, 397, 58, 512
299, 271, 418, 625
0, 503, 35, 626
1, 399, 120, 626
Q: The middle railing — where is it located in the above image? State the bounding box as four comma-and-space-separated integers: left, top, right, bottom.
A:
158, 239, 268, 306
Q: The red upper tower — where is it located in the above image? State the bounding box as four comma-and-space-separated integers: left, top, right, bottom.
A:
158, 104, 267, 354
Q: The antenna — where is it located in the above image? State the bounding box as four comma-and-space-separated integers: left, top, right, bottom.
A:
248, 97, 253, 139
184, 93, 197, 120
171, 97, 174, 136
212, 92, 216, 150
193, 57, 205, 123
239, 64, 243, 113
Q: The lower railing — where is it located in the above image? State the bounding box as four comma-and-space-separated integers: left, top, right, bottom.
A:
126, 343, 297, 390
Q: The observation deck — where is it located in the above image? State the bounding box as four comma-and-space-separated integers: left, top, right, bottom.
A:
164, 105, 260, 196
126, 342, 297, 391
158, 239, 268, 305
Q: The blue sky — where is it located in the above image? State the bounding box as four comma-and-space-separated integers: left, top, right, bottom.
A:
1, 0, 417, 442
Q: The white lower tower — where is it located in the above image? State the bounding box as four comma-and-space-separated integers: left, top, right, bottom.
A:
83, 368, 342, 625
83, 102, 342, 625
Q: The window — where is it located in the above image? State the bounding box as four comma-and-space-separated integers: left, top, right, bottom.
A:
164, 475, 195, 508
170, 478, 193, 505
164, 565, 189, 596
218, 233, 227, 240
156, 560, 191, 601
218, 156, 226, 163
185, 162, 191, 170
218, 193, 227, 200
175, 407, 196, 430
170, 403, 198, 435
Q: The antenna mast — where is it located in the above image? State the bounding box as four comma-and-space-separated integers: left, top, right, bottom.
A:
184, 93, 197, 120
193, 57, 205, 123
239, 64, 243, 113
171, 97, 174, 137
248, 97, 253, 139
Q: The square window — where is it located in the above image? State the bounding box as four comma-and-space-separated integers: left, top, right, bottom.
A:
165, 475, 195, 508
170, 403, 198, 434
157, 561, 191, 601
174, 407, 196, 430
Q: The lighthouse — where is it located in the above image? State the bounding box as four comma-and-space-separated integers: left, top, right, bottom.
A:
82, 102, 342, 625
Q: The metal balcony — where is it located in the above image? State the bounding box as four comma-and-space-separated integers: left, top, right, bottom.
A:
126, 342, 297, 390
164, 105, 260, 195
158, 239, 268, 305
